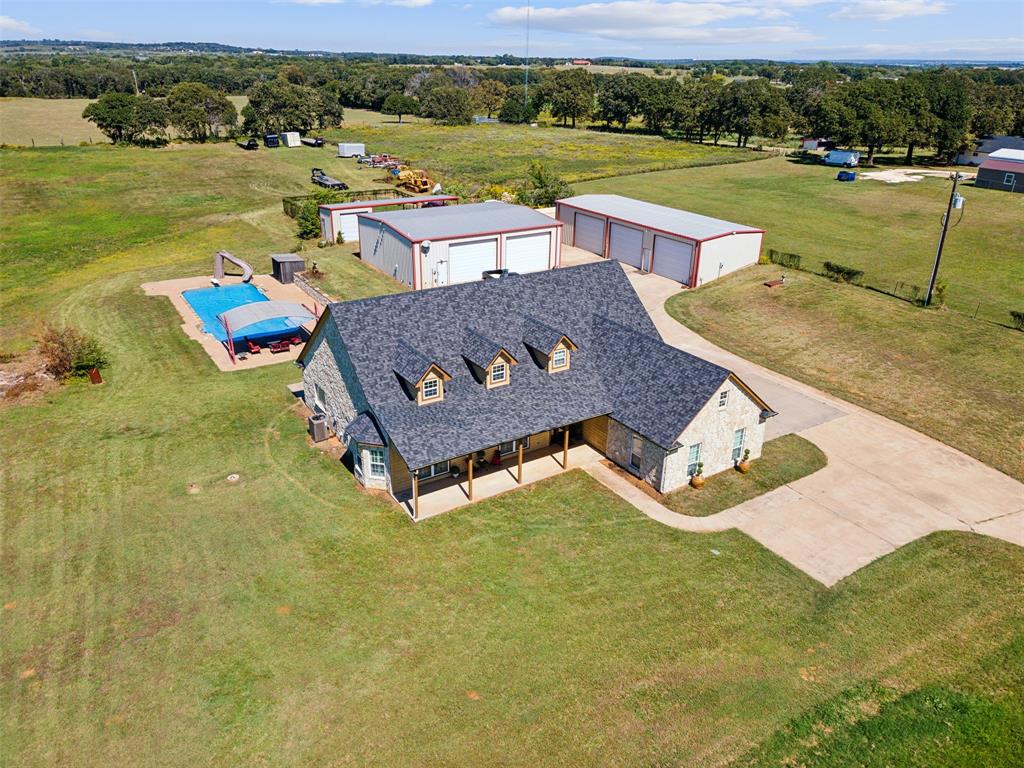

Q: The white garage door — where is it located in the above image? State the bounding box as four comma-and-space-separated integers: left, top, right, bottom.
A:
505, 232, 550, 273
609, 223, 644, 269
447, 238, 498, 284
651, 235, 694, 284
337, 210, 370, 243
573, 212, 605, 255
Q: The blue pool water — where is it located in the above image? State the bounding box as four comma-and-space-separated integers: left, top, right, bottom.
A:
182, 283, 300, 343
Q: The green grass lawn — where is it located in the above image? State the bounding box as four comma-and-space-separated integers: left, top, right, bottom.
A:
663, 435, 827, 517
301, 242, 408, 302
666, 265, 1024, 481
577, 156, 1024, 325
2, 132, 1023, 766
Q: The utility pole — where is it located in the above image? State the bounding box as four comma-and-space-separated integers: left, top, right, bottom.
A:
924, 172, 963, 307
523, 0, 531, 111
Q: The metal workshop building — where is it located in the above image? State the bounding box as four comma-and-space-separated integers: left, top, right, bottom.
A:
555, 194, 765, 287
357, 202, 563, 290
319, 195, 457, 245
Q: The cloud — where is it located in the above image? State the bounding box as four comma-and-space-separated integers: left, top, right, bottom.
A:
489, 2, 815, 44
802, 36, 1024, 59
363, 0, 434, 5
830, 1, 948, 21
289, 0, 344, 5
0, 15, 41, 35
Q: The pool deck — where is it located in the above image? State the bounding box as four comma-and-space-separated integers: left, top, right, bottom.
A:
142, 274, 322, 372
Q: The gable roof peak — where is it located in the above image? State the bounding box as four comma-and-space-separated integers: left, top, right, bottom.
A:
462, 327, 518, 371
392, 339, 450, 386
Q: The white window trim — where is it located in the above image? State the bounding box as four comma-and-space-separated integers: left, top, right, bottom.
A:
687, 442, 702, 476
552, 348, 568, 369
368, 447, 386, 479
718, 390, 729, 409
422, 378, 440, 400
491, 362, 507, 382
630, 434, 643, 470
732, 428, 746, 462
1005, 172, 1016, 185
416, 460, 450, 481
499, 436, 530, 455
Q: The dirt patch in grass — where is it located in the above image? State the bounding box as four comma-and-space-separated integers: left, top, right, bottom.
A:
662, 434, 827, 517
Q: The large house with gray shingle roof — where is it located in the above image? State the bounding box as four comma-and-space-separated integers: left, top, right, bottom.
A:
298, 261, 773, 516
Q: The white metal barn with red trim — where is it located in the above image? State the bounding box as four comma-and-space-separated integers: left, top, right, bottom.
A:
357, 201, 563, 290
555, 194, 765, 286
318, 195, 458, 245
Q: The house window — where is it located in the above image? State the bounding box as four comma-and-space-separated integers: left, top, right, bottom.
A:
732, 428, 746, 462
1005, 173, 1016, 186
630, 434, 643, 470
313, 383, 327, 413
490, 361, 508, 385
368, 447, 386, 479
422, 377, 440, 400
552, 347, 568, 369
687, 443, 702, 476
416, 460, 450, 481
718, 390, 729, 409
499, 436, 530, 455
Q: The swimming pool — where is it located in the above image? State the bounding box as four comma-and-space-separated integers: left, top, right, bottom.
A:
182, 283, 301, 343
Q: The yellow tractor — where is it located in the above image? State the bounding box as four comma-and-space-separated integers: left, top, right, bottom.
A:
394, 168, 434, 194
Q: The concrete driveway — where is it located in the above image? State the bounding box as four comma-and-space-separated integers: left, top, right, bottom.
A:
609, 267, 1023, 586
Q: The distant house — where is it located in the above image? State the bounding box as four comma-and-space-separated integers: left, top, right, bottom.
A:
298, 262, 774, 517
956, 135, 1024, 166
571, 59, 592, 66
975, 148, 1024, 193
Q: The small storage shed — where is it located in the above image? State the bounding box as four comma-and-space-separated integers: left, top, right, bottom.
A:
271, 253, 306, 284
357, 202, 562, 289
338, 142, 366, 157
975, 148, 1024, 193
556, 194, 764, 287
281, 132, 301, 148
319, 195, 458, 244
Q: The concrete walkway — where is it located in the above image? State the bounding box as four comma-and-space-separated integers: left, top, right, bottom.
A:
586, 266, 1023, 586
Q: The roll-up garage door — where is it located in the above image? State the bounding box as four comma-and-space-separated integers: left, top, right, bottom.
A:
651, 235, 694, 285
505, 231, 551, 273
573, 212, 605, 255
447, 238, 498, 284
608, 223, 644, 269
337, 209, 370, 243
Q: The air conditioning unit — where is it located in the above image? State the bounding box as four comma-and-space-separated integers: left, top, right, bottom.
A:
308, 413, 329, 443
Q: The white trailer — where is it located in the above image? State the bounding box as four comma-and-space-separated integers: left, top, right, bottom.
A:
338, 142, 366, 158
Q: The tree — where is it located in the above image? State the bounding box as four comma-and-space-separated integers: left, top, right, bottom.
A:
899, 75, 939, 164
844, 78, 909, 163
638, 77, 683, 134
166, 82, 237, 141
717, 79, 792, 147
595, 73, 648, 129
547, 68, 595, 128
279, 64, 306, 85
516, 161, 573, 207
382, 92, 419, 123
470, 79, 508, 118
419, 85, 473, 125
82, 92, 168, 145
498, 85, 537, 124
241, 80, 324, 134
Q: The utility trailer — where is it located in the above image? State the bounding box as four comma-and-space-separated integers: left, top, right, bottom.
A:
311, 168, 349, 190
301, 136, 325, 148
237, 138, 259, 151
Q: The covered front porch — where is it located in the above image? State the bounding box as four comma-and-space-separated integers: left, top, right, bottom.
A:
398, 435, 602, 521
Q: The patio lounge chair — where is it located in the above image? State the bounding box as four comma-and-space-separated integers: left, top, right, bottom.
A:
246, 339, 261, 354
269, 340, 291, 354
289, 336, 303, 346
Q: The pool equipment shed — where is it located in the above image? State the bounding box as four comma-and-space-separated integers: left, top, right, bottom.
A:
319, 195, 457, 245
356, 202, 562, 289
555, 194, 764, 287
271, 253, 306, 284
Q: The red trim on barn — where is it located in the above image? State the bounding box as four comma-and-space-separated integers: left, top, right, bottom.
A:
318, 195, 458, 212
356, 215, 562, 246
556, 201, 764, 243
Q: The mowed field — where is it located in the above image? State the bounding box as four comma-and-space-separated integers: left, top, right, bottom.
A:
2, 122, 1023, 765
577, 156, 1024, 325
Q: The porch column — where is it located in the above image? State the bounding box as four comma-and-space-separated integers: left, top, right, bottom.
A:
517, 442, 524, 484
468, 455, 474, 501
562, 428, 570, 469
412, 473, 419, 520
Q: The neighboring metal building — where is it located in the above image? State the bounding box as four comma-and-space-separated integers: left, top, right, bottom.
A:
318, 195, 457, 245
975, 148, 1024, 193
555, 194, 764, 287
956, 135, 1024, 166
357, 202, 563, 290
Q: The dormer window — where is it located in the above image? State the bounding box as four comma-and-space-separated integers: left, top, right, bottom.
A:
488, 360, 509, 388
421, 376, 441, 402
550, 345, 570, 372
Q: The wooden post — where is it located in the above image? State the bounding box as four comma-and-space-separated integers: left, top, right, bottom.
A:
562, 428, 569, 469
412, 473, 419, 520
224, 318, 236, 364
517, 442, 524, 484
468, 455, 474, 501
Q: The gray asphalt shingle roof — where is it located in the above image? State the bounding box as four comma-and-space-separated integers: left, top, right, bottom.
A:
522, 315, 570, 355
461, 328, 513, 371
392, 340, 437, 386
559, 194, 763, 241
342, 412, 385, 446
321, 261, 742, 469
975, 135, 1024, 154
357, 201, 559, 243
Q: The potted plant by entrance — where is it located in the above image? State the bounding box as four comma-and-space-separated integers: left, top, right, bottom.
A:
690, 462, 705, 489
737, 448, 751, 474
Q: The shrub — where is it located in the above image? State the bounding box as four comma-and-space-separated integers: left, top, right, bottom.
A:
516, 161, 573, 207
822, 261, 864, 283
38, 324, 108, 381
296, 189, 344, 240
767, 249, 802, 270
1011, 311, 1024, 331
932, 279, 948, 307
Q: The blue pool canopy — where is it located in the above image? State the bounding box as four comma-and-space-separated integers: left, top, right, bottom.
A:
182, 284, 312, 343
218, 301, 315, 335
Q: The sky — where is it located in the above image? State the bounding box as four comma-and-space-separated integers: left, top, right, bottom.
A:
1, 0, 1022, 61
